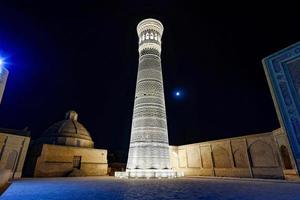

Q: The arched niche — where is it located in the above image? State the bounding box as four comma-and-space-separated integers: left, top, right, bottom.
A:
280, 145, 293, 169
233, 148, 248, 168
249, 140, 277, 167
212, 146, 231, 168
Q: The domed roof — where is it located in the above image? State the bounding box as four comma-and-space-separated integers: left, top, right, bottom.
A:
38, 111, 94, 148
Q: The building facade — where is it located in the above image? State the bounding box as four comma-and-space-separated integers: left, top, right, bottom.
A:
170, 128, 297, 179
24, 111, 107, 177
0, 128, 30, 179
263, 41, 300, 175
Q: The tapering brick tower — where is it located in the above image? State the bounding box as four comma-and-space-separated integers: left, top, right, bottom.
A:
116, 18, 181, 178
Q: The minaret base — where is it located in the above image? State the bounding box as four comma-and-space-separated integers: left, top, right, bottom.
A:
115, 169, 184, 179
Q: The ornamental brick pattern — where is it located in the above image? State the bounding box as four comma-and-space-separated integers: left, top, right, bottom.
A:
126, 18, 171, 171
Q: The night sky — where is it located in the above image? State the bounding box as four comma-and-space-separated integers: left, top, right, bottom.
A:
0, 2, 299, 153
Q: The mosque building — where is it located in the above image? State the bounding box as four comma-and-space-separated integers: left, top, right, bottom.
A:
24, 110, 107, 177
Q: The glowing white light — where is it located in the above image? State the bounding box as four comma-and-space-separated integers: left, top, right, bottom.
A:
0, 59, 3, 74
176, 92, 180, 96
150, 32, 154, 39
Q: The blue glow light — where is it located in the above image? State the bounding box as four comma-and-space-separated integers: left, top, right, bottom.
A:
174, 89, 184, 99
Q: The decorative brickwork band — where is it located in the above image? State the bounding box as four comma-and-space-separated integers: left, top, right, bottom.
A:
116, 18, 182, 178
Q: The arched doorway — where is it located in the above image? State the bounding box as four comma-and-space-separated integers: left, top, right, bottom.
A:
280, 145, 293, 169
5, 150, 19, 179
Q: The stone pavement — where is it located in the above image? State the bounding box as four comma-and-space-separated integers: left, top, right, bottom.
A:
1, 177, 300, 200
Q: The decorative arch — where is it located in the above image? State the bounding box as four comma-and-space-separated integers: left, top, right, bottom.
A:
249, 140, 277, 167
212, 146, 231, 168
280, 145, 293, 169
233, 148, 248, 168
5, 150, 18, 171
150, 32, 154, 39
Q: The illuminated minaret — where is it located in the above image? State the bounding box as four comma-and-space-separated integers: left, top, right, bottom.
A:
116, 18, 181, 178
0, 62, 9, 104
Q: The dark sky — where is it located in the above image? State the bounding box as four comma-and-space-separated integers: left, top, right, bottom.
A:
0, 2, 299, 151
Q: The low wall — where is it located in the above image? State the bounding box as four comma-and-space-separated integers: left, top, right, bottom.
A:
170, 129, 293, 179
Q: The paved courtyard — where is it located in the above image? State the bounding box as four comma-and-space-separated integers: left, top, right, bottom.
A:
1, 177, 300, 200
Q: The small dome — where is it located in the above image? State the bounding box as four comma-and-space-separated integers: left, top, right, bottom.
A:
38, 111, 94, 148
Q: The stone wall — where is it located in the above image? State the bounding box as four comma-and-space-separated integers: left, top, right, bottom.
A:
273, 128, 298, 179
33, 144, 107, 177
170, 128, 296, 179
0, 131, 30, 179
